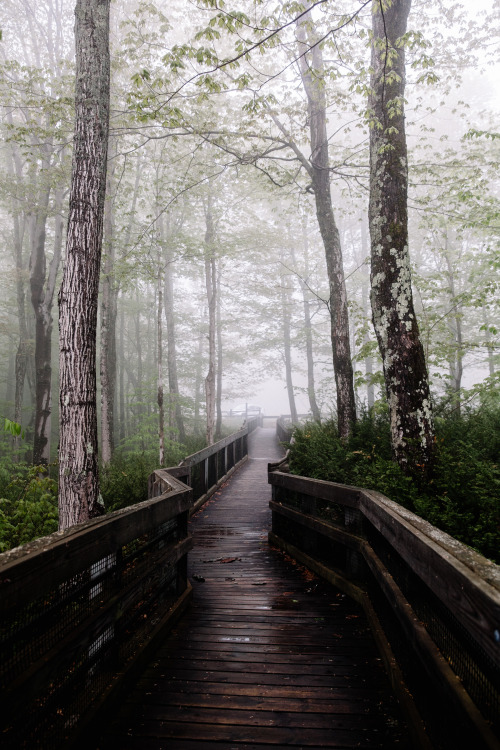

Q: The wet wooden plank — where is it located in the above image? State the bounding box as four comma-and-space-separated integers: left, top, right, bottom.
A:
97, 428, 409, 749
130, 677, 386, 702
102, 721, 396, 747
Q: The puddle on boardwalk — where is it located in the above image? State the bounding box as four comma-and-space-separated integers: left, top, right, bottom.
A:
193, 526, 244, 547
271, 595, 302, 610
220, 636, 252, 642
194, 527, 241, 538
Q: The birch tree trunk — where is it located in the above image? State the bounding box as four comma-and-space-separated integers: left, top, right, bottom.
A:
369, 0, 435, 476
58, 0, 110, 529
204, 194, 217, 446
296, 11, 356, 438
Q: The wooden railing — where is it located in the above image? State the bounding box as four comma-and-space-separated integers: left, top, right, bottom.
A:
0, 419, 257, 749
275, 414, 312, 444
268, 454, 500, 749
169, 416, 257, 514
276, 415, 294, 443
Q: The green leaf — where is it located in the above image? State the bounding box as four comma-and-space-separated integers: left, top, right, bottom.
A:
4, 418, 25, 439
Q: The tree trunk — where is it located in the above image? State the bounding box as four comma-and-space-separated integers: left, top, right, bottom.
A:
100, 156, 118, 464
360, 218, 375, 410
158, 210, 187, 444
362, 280, 375, 411
193, 322, 204, 437
297, 219, 321, 422
14, 344, 29, 457
113, 157, 142, 448
8, 145, 32, 455
163, 256, 186, 442
296, 12, 356, 439
5, 354, 15, 415
444, 243, 463, 413
58, 0, 110, 529
134, 287, 143, 425
369, 0, 434, 476
483, 309, 496, 377
31, 181, 64, 465
157, 268, 165, 465
280, 250, 298, 423
118, 303, 126, 443
204, 195, 217, 446
215, 262, 223, 440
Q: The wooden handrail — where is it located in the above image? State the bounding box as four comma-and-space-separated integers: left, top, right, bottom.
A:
164, 418, 256, 514
268, 463, 500, 749
0, 419, 257, 749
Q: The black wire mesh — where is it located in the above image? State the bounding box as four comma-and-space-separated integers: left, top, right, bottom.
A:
367, 524, 500, 734
1, 504, 190, 749
271, 474, 500, 742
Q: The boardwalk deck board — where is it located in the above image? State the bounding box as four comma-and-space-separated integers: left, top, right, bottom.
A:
98, 428, 409, 749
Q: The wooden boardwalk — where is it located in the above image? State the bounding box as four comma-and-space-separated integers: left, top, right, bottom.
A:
99, 427, 409, 749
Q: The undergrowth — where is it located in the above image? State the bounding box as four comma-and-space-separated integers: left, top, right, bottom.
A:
0, 462, 58, 552
0, 434, 208, 551
288, 407, 500, 563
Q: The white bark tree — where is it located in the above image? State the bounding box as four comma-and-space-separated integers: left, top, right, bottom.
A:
368, 0, 435, 476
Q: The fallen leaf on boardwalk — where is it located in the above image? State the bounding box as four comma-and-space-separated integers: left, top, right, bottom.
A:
218, 557, 241, 564
251, 581, 267, 586
192, 574, 205, 582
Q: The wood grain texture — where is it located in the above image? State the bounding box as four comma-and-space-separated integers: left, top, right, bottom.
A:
98, 428, 408, 749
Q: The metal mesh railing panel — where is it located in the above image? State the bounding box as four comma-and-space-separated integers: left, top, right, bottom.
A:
1, 505, 189, 749
367, 523, 500, 732
271, 474, 500, 741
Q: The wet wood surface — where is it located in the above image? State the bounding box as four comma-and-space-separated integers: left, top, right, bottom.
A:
98, 427, 408, 749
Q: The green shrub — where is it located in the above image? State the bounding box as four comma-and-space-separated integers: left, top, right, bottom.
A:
0, 462, 58, 552
0, 425, 213, 550
0, 433, 207, 549
289, 409, 500, 563
100, 451, 161, 512
101, 439, 195, 512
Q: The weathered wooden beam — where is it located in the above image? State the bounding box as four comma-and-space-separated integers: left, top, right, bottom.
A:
0, 488, 192, 611
269, 465, 500, 747
269, 469, 360, 508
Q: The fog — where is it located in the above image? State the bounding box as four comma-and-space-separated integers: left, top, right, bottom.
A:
0, 0, 498, 462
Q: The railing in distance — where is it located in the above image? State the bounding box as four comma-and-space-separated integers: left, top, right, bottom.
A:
170, 416, 257, 514
276, 415, 294, 443
0, 418, 257, 749
268, 453, 500, 750
276, 414, 312, 444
